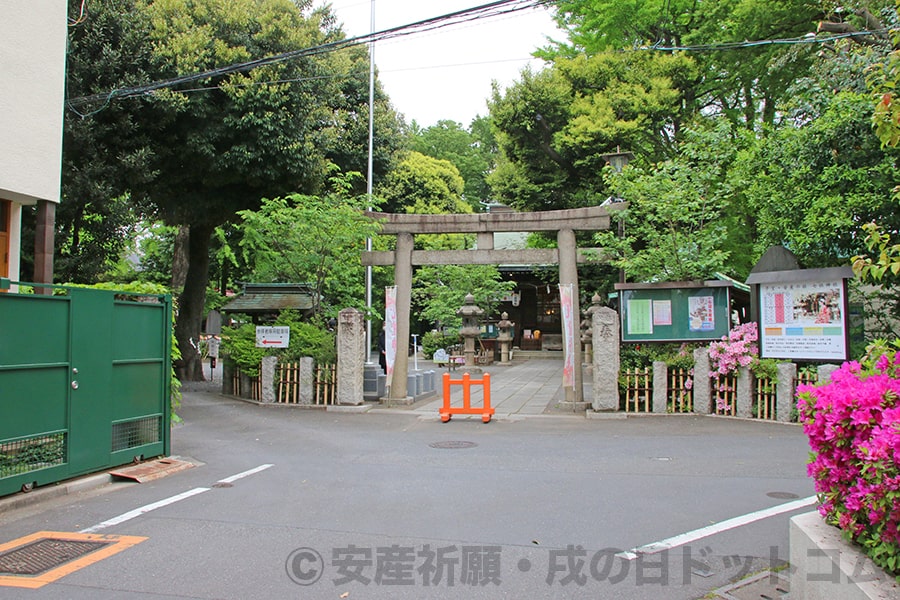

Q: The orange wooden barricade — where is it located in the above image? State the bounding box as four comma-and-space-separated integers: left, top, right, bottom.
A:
440, 372, 494, 423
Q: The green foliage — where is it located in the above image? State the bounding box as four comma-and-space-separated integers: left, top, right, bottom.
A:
619, 342, 698, 371
412, 265, 516, 330
237, 171, 382, 317
487, 51, 696, 212
409, 120, 493, 209
597, 120, 736, 282
378, 151, 469, 214
222, 311, 336, 375
421, 329, 460, 359
0, 435, 65, 478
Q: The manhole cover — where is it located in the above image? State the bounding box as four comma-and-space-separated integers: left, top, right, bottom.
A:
0, 539, 111, 576
713, 571, 789, 600
429, 441, 477, 449
766, 491, 799, 499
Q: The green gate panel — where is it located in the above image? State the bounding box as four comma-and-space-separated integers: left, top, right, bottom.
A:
0, 295, 69, 367
0, 286, 172, 495
111, 363, 166, 419
112, 301, 166, 360
0, 368, 69, 439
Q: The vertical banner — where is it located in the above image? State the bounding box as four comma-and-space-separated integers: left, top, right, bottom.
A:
559, 283, 576, 388
385, 286, 397, 377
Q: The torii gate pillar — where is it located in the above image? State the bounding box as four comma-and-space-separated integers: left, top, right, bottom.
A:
390, 232, 414, 401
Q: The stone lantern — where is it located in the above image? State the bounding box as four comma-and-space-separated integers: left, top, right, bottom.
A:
497, 312, 515, 364
582, 293, 603, 373
457, 293, 484, 369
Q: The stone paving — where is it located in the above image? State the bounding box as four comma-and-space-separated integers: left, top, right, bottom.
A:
377, 355, 590, 418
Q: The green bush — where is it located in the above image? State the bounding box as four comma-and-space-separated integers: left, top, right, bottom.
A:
222, 311, 336, 376
422, 329, 459, 359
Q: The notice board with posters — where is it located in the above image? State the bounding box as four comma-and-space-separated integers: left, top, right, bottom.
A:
615, 280, 739, 342
746, 266, 853, 361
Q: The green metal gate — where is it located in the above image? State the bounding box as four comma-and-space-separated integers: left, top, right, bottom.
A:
0, 283, 172, 496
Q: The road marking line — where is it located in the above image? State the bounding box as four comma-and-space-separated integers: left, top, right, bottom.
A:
80, 463, 275, 533
617, 495, 818, 560
80, 487, 210, 533
217, 463, 274, 484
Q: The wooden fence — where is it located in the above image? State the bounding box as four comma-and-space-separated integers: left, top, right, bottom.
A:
620, 365, 818, 421
231, 361, 336, 406
668, 367, 693, 413
622, 367, 652, 412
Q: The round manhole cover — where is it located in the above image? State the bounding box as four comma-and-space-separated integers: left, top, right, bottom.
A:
767, 491, 799, 499
429, 441, 477, 449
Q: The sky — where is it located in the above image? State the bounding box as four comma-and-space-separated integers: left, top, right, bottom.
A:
323, 0, 563, 127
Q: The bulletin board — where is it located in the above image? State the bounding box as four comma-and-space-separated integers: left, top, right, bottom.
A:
616, 282, 734, 342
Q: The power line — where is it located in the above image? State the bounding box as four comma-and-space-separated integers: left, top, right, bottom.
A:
641, 29, 890, 52
66, 0, 548, 113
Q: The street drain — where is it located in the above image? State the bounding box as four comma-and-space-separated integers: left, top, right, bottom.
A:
712, 571, 789, 600
766, 491, 799, 500
0, 539, 111, 576
429, 441, 477, 449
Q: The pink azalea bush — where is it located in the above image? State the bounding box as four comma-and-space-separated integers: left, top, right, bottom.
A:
708, 322, 759, 412
708, 322, 758, 376
797, 344, 900, 576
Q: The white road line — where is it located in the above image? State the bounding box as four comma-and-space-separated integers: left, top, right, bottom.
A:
80, 463, 275, 533
617, 495, 818, 560
80, 487, 210, 533
217, 463, 274, 484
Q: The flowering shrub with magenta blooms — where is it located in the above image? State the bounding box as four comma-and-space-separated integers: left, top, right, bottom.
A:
798, 344, 900, 576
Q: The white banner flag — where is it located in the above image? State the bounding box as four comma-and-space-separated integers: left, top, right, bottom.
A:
559, 283, 576, 388
385, 286, 397, 377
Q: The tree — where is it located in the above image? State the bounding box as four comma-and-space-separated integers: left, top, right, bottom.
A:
377, 151, 469, 215
412, 265, 515, 330
544, 0, 889, 130
60, 0, 158, 282
408, 120, 492, 209
487, 51, 696, 212
64, 0, 403, 380
236, 171, 382, 316
596, 120, 737, 282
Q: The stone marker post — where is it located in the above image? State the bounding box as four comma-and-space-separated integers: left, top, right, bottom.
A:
337, 307, 365, 405
591, 306, 619, 411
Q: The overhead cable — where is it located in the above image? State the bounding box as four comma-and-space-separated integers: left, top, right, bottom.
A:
66, 0, 549, 112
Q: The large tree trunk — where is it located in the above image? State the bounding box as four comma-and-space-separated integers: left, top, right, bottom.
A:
174, 222, 214, 382
171, 225, 190, 291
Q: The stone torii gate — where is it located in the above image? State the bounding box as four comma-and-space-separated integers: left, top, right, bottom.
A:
361, 205, 615, 404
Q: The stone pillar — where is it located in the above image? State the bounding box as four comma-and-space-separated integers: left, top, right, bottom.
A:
817, 363, 839, 384
591, 306, 619, 411
390, 232, 414, 401
736, 366, 752, 418
299, 356, 315, 405
652, 361, 668, 414
33, 200, 55, 294
776, 362, 797, 423
260, 355, 277, 403
337, 307, 366, 405
692, 347, 711, 414
558, 228, 583, 404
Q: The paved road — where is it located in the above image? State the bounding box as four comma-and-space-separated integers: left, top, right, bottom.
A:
0, 362, 816, 599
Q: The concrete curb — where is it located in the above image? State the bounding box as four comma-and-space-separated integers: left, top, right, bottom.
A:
0, 472, 112, 514
790, 511, 900, 599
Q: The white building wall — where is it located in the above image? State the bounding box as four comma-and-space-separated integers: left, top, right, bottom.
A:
0, 0, 68, 282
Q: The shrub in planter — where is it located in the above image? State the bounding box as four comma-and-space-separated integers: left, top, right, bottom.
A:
797, 341, 900, 577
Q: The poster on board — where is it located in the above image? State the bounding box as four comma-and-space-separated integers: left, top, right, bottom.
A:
758, 279, 848, 361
